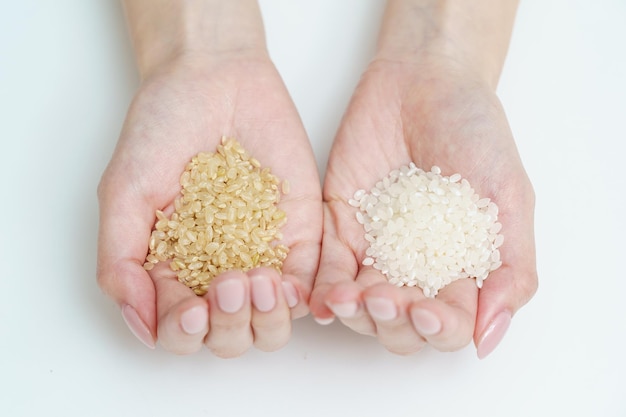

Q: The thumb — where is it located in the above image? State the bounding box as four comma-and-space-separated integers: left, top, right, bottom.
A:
97, 180, 158, 349
474, 195, 538, 359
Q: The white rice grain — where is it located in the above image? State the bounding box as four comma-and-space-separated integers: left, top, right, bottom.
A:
352, 164, 504, 297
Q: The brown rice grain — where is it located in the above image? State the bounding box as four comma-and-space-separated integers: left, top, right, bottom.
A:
143, 137, 289, 295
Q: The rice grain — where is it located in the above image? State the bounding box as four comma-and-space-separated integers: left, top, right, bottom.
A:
352, 164, 503, 297
143, 137, 289, 295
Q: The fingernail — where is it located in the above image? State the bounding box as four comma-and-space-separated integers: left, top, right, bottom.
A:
216, 279, 246, 313
314, 316, 335, 325
364, 297, 397, 321
477, 311, 512, 359
121, 304, 155, 349
328, 301, 358, 318
281, 281, 299, 308
251, 274, 276, 312
180, 305, 208, 335
411, 308, 441, 336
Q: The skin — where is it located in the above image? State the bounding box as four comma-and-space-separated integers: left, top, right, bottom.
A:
97, 0, 322, 357
310, 0, 538, 356
98, 0, 538, 358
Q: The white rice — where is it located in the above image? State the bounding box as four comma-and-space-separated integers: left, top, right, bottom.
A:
350, 164, 503, 297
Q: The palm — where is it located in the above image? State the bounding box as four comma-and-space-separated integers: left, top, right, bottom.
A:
327, 60, 531, 245
314, 60, 535, 352
98, 55, 322, 352
125, 58, 319, 282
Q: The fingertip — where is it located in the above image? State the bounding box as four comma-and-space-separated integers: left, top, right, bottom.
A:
100, 260, 158, 348
410, 307, 442, 337
326, 300, 359, 319
476, 310, 512, 359
121, 304, 156, 349
314, 316, 335, 326
363, 297, 397, 322
310, 303, 335, 325
311, 305, 335, 325
157, 298, 209, 355
250, 271, 277, 313
311, 280, 362, 324
180, 305, 209, 335
213, 276, 247, 314
203, 271, 253, 358
308, 282, 334, 320
281, 280, 299, 309
150, 263, 212, 354
410, 279, 478, 352
270, 269, 310, 319
247, 268, 293, 353
474, 265, 537, 356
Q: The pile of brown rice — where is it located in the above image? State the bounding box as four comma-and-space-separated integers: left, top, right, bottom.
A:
143, 137, 289, 296
349, 164, 503, 297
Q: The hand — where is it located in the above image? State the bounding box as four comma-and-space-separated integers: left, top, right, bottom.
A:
97, 52, 322, 357
310, 57, 537, 357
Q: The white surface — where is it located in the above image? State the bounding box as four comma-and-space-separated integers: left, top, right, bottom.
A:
1, 1, 625, 416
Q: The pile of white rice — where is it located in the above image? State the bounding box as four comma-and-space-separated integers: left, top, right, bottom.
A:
349, 164, 503, 297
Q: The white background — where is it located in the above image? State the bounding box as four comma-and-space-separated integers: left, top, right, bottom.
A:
1, 1, 625, 416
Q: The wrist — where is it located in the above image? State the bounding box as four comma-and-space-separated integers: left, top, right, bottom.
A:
123, 0, 268, 79
374, 0, 519, 90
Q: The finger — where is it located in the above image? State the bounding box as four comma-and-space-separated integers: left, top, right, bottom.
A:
249, 268, 292, 352
474, 264, 537, 359
474, 190, 538, 359
276, 183, 323, 320
254, 121, 323, 321
309, 204, 360, 324
410, 278, 478, 352
327, 265, 401, 337
324, 280, 375, 336
97, 182, 158, 349
280, 275, 301, 312
204, 271, 253, 358
363, 282, 427, 355
149, 263, 209, 355
280, 239, 319, 320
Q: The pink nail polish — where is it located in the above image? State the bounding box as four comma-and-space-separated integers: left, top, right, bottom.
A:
477, 311, 512, 359
314, 316, 335, 325
180, 306, 208, 335
251, 274, 276, 313
216, 279, 246, 313
411, 308, 441, 336
364, 297, 397, 321
121, 304, 155, 349
281, 281, 299, 308
328, 301, 358, 318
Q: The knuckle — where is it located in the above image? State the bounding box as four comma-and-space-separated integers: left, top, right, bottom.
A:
517, 269, 539, 305
250, 307, 292, 351
210, 316, 250, 334
252, 313, 289, 334
95, 267, 116, 299
95, 271, 108, 292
